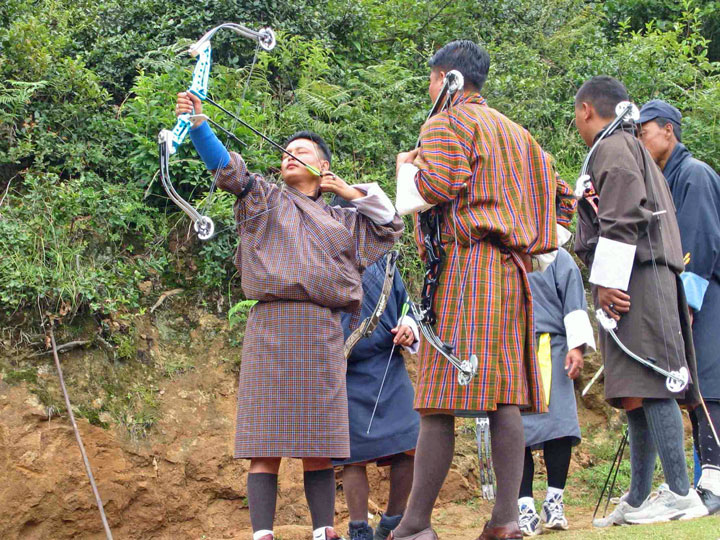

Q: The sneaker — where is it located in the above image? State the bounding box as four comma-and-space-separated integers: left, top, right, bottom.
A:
374, 514, 402, 540
349, 521, 374, 540
697, 487, 720, 515
518, 503, 541, 536
541, 493, 568, 530
625, 488, 709, 524
592, 500, 640, 527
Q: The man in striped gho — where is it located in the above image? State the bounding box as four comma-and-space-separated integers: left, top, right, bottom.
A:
393, 40, 560, 540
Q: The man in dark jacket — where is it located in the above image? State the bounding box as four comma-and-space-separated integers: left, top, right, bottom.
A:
639, 99, 720, 514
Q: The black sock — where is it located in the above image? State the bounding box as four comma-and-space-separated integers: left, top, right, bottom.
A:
342, 465, 369, 522
248, 472, 278, 532
304, 468, 336, 530
519, 447, 534, 499
393, 414, 455, 536
698, 400, 720, 468
488, 405, 524, 527
643, 398, 690, 496
626, 407, 657, 507
387, 453, 414, 516
544, 437, 573, 490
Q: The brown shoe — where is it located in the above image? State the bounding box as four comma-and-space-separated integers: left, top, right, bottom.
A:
255, 536, 273, 540
475, 522, 522, 540
388, 528, 438, 540
324, 528, 343, 540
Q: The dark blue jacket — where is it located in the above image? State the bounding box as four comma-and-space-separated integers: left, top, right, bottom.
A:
663, 143, 720, 399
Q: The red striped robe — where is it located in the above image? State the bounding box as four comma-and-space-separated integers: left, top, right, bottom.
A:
412, 92, 559, 413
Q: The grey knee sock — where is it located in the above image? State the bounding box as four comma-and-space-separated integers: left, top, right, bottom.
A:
643, 398, 690, 496
393, 414, 455, 536
387, 453, 414, 516
248, 472, 278, 532
487, 405, 524, 527
304, 468, 336, 529
626, 408, 657, 507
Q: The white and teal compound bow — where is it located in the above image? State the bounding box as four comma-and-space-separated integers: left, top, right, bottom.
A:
157, 23, 276, 240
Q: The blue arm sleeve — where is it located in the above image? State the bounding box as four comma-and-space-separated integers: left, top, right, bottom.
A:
189, 121, 230, 170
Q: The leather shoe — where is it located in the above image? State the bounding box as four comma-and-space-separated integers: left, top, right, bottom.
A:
388, 528, 438, 540
475, 521, 522, 540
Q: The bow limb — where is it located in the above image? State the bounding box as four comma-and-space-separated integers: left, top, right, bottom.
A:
344, 250, 399, 359
595, 309, 688, 392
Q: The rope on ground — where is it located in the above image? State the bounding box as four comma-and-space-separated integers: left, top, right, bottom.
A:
49, 325, 114, 540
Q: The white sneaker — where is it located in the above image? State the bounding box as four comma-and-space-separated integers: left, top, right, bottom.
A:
625, 488, 709, 524
518, 502, 542, 536
592, 500, 640, 528
541, 493, 569, 530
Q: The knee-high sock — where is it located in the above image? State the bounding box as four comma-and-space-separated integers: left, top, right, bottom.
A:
342, 465, 370, 522
488, 405, 524, 527
626, 407, 658, 507
387, 453, 414, 516
643, 398, 690, 496
304, 468, 336, 529
519, 447, 534, 499
393, 414, 455, 536
544, 437, 573, 490
248, 472, 278, 533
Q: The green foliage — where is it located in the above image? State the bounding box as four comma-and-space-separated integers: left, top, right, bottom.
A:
1, 0, 719, 327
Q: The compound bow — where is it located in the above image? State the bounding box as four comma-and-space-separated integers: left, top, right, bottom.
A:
157, 23, 276, 240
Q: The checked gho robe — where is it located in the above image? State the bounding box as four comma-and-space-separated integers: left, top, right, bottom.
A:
215, 153, 404, 458
397, 92, 559, 413
574, 128, 700, 408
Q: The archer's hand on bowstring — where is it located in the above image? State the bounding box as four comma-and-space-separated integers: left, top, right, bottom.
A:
597, 285, 631, 321
391, 323, 416, 347
319, 171, 364, 201
175, 92, 205, 127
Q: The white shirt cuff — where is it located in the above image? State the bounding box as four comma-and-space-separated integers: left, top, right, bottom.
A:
589, 236, 636, 290
532, 251, 558, 272
399, 315, 420, 355
351, 182, 397, 225
557, 224, 572, 246
395, 163, 434, 216
563, 309, 596, 352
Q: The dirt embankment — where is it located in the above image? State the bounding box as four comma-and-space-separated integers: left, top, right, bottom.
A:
0, 304, 611, 539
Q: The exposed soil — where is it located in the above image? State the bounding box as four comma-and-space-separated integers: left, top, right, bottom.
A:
0, 303, 622, 540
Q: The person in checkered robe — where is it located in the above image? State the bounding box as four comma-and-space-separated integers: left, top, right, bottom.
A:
175, 92, 403, 540
392, 41, 560, 540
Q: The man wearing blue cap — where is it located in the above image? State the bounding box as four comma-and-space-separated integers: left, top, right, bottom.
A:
639, 99, 720, 514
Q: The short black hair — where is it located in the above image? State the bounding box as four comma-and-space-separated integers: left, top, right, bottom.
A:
428, 40, 490, 92
652, 117, 682, 142
283, 130, 331, 164
575, 76, 629, 119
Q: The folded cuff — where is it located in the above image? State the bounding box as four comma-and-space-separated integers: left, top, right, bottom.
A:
680, 271, 709, 312
589, 236, 636, 290
563, 309, 596, 352
351, 182, 397, 225
395, 163, 434, 216
399, 315, 420, 355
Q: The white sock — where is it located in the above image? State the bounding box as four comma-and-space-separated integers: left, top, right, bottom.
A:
518, 496, 535, 509
313, 527, 329, 540
699, 466, 720, 495
546, 486, 564, 501
253, 530, 273, 540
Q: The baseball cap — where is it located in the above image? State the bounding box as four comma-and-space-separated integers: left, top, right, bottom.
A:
638, 99, 682, 126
